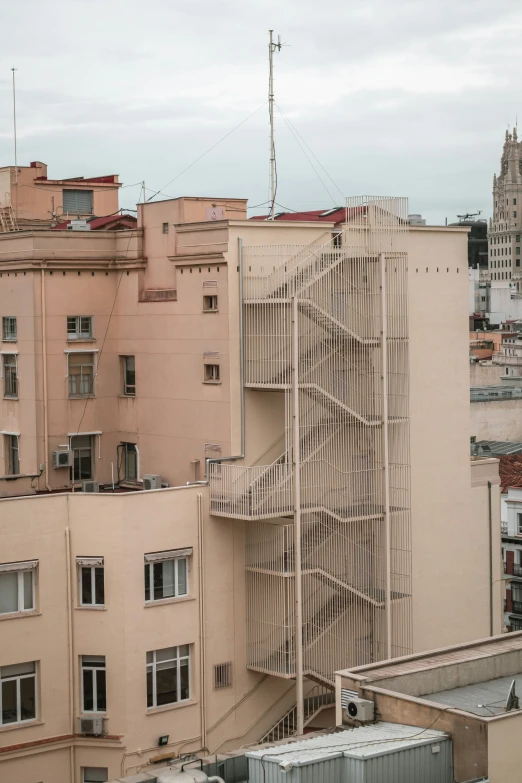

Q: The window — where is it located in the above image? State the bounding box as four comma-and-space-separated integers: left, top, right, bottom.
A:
67, 316, 93, 340
515, 212, 517, 219
203, 295, 219, 312
121, 442, 137, 481
214, 662, 232, 690
162, 222, 169, 234
204, 364, 220, 383
78, 558, 104, 607
146, 646, 190, 708
332, 232, 342, 248
63, 189, 93, 214
3, 354, 18, 397
144, 550, 189, 602
81, 655, 106, 713
518, 514, 522, 534
68, 353, 94, 396
0, 561, 36, 615
122, 356, 135, 396
0, 662, 36, 725
83, 769, 108, 783
516, 234, 520, 242
71, 435, 93, 481
515, 199, 518, 206
2, 317, 16, 341
5, 435, 19, 475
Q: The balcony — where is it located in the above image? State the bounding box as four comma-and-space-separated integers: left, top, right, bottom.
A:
504, 562, 522, 577
501, 522, 509, 534
512, 600, 522, 615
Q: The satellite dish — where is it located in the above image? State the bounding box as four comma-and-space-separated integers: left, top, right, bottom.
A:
506, 679, 519, 712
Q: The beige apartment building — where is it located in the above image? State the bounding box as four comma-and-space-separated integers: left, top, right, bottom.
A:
0, 160, 121, 230
0, 189, 503, 782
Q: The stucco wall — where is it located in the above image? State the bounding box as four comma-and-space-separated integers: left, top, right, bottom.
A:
471, 398, 522, 440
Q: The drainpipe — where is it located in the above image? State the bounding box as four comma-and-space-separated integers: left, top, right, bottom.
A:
205, 235, 245, 479
41, 268, 52, 491
380, 252, 392, 659
197, 492, 207, 752
292, 295, 304, 736
488, 480, 494, 636
65, 500, 76, 781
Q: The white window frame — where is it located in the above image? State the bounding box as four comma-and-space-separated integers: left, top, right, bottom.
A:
0, 661, 37, 726
518, 513, 522, 535
67, 352, 96, 397
77, 557, 104, 608
67, 316, 93, 341
2, 317, 17, 342
0, 561, 36, 615
81, 655, 106, 714
144, 550, 191, 603
204, 363, 220, 383
122, 355, 135, 396
4, 433, 20, 475
2, 353, 18, 398
146, 646, 190, 709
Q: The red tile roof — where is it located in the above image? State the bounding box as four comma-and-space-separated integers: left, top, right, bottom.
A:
250, 207, 359, 225
499, 454, 522, 492
52, 214, 137, 231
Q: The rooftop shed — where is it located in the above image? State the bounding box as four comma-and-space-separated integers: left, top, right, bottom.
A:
246, 723, 452, 783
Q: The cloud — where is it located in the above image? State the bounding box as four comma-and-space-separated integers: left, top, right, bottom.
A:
0, 0, 520, 223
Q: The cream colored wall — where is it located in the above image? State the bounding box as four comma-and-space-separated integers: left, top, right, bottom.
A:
470, 362, 503, 386
408, 227, 500, 651
0, 486, 292, 782
471, 399, 522, 440
487, 713, 522, 782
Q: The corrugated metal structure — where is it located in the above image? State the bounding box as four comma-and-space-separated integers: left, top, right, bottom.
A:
210, 197, 412, 693
247, 723, 452, 783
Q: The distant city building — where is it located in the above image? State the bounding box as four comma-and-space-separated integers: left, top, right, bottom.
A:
489, 129, 522, 288
407, 213, 426, 226
450, 217, 488, 268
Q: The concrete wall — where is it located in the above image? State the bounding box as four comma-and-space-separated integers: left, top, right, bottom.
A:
470, 362, 504, 386
471, 398, 522, 440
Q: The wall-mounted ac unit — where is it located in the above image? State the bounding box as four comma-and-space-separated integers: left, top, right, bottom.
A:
53, 450, 73, 468
143, 474, 162, 490
82, 481, 100, 493
344, 698, 374, 723
77, 716, 105, 736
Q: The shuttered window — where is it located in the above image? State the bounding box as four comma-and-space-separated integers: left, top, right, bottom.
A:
63, 189, 93, 215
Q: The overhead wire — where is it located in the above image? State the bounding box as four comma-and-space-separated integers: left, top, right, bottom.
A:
146, 100, 269, 202
275, 101, 346, 202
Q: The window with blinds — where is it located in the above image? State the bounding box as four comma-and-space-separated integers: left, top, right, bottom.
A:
63, 189, 93, 214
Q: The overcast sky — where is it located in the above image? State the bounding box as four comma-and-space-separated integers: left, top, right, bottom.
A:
0, 0, 520, 224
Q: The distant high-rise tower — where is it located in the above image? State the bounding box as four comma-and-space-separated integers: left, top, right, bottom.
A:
489, 129, 522, 287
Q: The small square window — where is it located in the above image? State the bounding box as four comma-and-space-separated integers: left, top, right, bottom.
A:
0, 661, 37, 725
162, 223, 169, 234
203, 295, 219, 312
214, 662, 232, 689
67, 316, 93, 340
0, 562, 36, 614
2, 317, 17, 341
82, 767, 108, 783
144, 553, 188, 602
204, 364, 220, 383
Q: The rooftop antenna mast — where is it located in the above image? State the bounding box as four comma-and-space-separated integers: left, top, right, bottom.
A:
11, 67, 18, 219
268, 30, 282, 220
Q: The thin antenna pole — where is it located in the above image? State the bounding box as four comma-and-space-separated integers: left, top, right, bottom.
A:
269, 31, 275, 219
11, 67, 18, 219
268, 31, 282, 220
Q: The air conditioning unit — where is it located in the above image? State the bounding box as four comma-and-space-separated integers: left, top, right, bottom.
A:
143, 474, 162, 490
77, 716, 105, 736
82, 481, 100, 493
53, 450, 73, 468
344, 698, 374, 723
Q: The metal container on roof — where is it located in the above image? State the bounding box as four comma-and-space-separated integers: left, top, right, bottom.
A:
246, 723, 452, 783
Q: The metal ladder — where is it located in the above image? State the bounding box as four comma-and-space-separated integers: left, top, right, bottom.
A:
0, 205, 18, 232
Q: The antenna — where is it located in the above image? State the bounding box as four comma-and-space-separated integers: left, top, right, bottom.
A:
11, 67, 18, 219
456, 210, 482, 222
506, 679, 519, 712
268, 30, 283, 220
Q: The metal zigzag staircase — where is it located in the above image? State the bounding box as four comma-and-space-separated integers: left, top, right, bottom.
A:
210, 197, 413, 686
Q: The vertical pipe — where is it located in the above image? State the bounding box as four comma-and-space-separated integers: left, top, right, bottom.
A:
380, 252, 392, 659
197, 493, 207, 750
65, 507, 76, 782
41, 269, 52, 491
292, 295, 304, 734
488, 480, 494, 636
